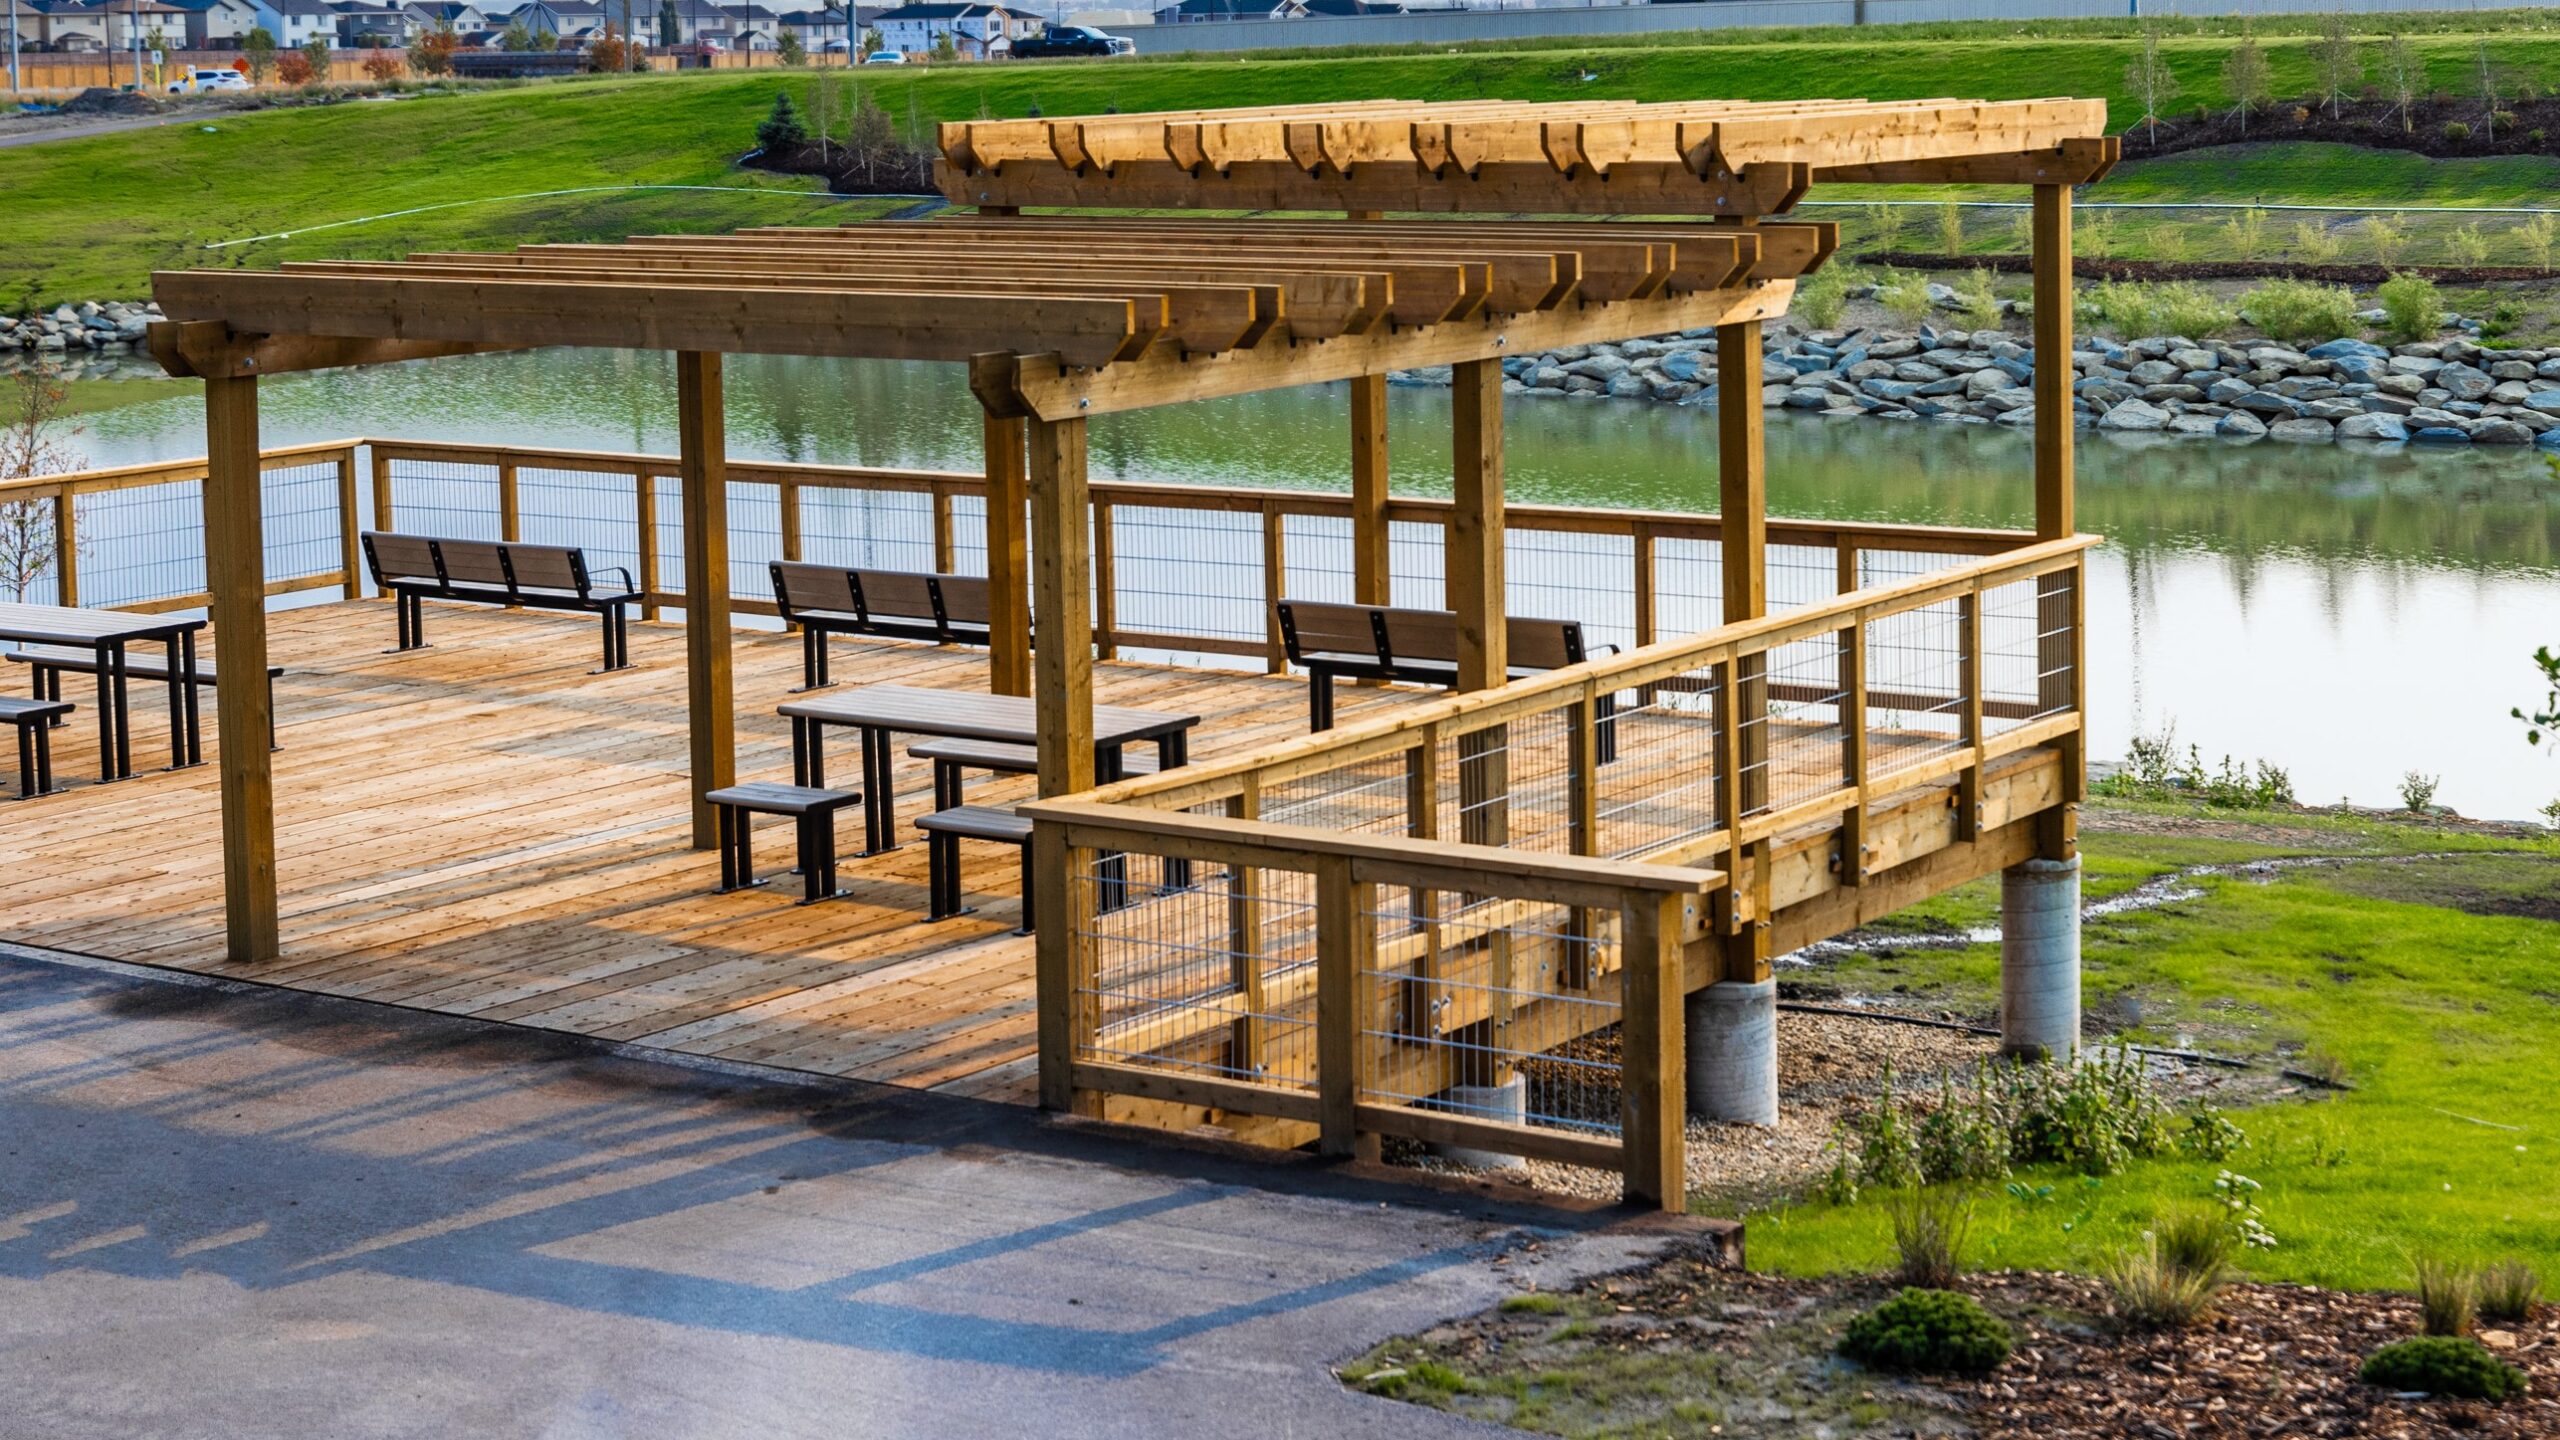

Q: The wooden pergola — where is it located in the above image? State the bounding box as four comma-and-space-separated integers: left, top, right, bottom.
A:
148, 96, 2113, 974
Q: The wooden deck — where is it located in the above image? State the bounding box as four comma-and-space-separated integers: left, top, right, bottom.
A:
0, 599, 1888, 1107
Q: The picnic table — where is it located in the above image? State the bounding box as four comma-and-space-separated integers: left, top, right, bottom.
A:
0, 602, 205, 781
780, 684, 1200, 855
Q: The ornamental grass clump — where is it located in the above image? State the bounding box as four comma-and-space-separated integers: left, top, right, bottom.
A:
2360, 1336, 2528, 1402
2101, 1234, 2230, 1329
2415, 1254, 2478, 1337
1840, 1289, 2011, 1376
1885, 1187, 1974, 1290
2479, 1259, 2543, 1324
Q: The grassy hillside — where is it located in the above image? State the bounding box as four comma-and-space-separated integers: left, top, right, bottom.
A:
12, 11, 2560, 304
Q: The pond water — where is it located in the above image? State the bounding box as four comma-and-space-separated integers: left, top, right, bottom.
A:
58, 348, 2560, 821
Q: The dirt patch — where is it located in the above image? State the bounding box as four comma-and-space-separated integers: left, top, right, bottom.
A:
2319, 853, 2560, 923
2120, 97, 2560, 165
2082, 803, 2550, 846
1346, 1249, 2560, 1440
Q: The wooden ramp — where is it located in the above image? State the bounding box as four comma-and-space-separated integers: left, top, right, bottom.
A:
0, 600, 1878, 1105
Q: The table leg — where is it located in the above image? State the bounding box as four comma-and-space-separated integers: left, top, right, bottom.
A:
182, 629, 204, 764
859, 725, 897, 855
90, 643, 120, 781
110, 643, 130, 780
161, 633, 187, 770
1158, 730, 1192, 889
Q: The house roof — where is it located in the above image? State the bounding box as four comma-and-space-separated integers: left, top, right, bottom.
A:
403, 1, 482, 16
872, 2, 1009, 18
261, 0, 343, 17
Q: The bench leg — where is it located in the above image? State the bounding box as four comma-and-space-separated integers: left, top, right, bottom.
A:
793, 628, 832, 692
933, 758, 961, 812
796, 815, 821, 904
927, 830, 965, 919
14, 724, 31, 800
38, 666, 65, 727
390, 592, 430, 653
592, 605, 634, 674
1310, 671, 1335, 732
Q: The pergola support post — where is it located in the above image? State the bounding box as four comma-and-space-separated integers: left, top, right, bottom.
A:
1691, 315, 1778, 1124
1436, 355, 1515, 1117
2031, 181, 2081, 861
984, 412, 1032, 697
676, 350, 734, 850
1350, 371, 1389, 608
204, 371, 279, 964
1027, 415, 1094, 801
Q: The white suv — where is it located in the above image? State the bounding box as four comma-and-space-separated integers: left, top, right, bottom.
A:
168, 68, 251, 93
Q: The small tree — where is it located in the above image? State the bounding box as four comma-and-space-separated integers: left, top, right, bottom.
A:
2305, 15, 2362, 120
776, 25, 805, 64
2124, 24, 2181, 143
756, 89, 807, 151
0, 368, 83, 603
275, 51, 314, 84
859, 25, 880, 54
241, 25, 277, 84
2476, 40, 2507, 141
499, 19, 537, 49
361, 50, 401, 81
410, 18, 457, 74
659, 0, 681, 46
2221, 31, 2270, 135
589, 22, 643, 72
299, 33, 332, 82
928, 30, 955, 63
2377, 33, 2423, 134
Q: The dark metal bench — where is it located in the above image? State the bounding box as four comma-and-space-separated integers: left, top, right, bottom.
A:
1274, 601, 1619, 755
1, 695, 73, 798
915, 803, 1034, 931
361, 532, 641, 672
703, 781, 862, 905
769, 562, 995, 691
9, 644, 282, 749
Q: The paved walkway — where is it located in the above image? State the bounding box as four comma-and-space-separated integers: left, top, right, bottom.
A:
0, 944, 1698, 1439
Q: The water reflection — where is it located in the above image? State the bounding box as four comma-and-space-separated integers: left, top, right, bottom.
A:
64, 349, 2560, 819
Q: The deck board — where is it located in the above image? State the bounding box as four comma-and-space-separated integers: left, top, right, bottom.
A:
0, 600, 1886, 1106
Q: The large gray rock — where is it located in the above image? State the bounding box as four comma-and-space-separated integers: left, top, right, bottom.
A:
2434, 363, 2495, 401
1566, 354, 1632, 381
2097, 399, 2172, 431
2267, 417, 2337, 441
2206, 378, 2257, 405
2127, 359, 2182, 386
2471, 418, 2535, 445
2167, 347, 2219, 373
2216, 411, 2268, 438
2389, 355, 2447, 377
2338, 412, 2408, 442
2168, 413, 2223, 437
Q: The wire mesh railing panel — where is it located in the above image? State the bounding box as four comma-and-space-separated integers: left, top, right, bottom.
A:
1507, 527, 1636, 652
948, 494, 989, 579
69, 478, 204, 609
1358, 889, 1624, 1138
1430, 703, 1580, 857
726, 482, 784, 606
1105, 504, 1267, 651
1984, 569, 2074, 738
387, 458, 500, 540
1388, 518, 1446, 611
259, 461, 343, 589
798, 486, 939, 574
1768, 542, 1843, 613
1653, 536, 1721, 638
1073, 854, 1321, 1094
1594, 663, 1723, 859
1256, 750, 1415, 838
517, 467, 641, 584
1864, 597, 1968, 777
1279, 512, 1356, 606
1757, 633, 1848, 813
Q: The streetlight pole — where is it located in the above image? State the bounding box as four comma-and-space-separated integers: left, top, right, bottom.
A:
7, 0, 21, 99
129, 0, 142, 88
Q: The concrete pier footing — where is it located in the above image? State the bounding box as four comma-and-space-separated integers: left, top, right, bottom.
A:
2000, 854, 2083, 1061
1684, 978, 1778, 1125
1430, 1073, 1529, 1170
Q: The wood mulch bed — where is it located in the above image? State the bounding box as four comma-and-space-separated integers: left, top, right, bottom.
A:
1358, 1247, 2560, 1439
1856, 250, 2558, 287
2119, 98, 2560, 163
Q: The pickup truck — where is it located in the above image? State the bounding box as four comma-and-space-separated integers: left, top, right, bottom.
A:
1010, 25, 1130, 58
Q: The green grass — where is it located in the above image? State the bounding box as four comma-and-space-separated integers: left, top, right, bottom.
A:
1747, 806, 2560, 1292
20, 10, 2560, 305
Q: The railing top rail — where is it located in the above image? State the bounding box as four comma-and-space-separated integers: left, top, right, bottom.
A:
1022, 798, 1721, 905
1081, 532, 2101, 811
0, 439, 361, 501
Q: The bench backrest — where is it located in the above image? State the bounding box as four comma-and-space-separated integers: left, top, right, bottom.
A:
1279, 600, 1588, 671
435, 538, 512, 591
934, 574, 992, 627
364, 533, 440, 586
503, 543, 589, 594
852, 568, 937, 624
360, 532, 607, 601
771, 561, 991, 636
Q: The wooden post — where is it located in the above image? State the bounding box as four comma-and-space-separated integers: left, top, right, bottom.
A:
1620, 890, 1687, 1211
1314, 854, 1370, 1158
1092, 500, 1118, 663
496, 459, 521, 542
369, 446, 393, 537
676, 352, 734, 850
635, 470, 661, 622
984, 412, 1031, 697
203, 373, 278, 963
1027, 414, 1092, 799
1717, 318, 1772, 986
1033, 828, 1099, 1115
2033, 182, 2081, 861
1258, 500, 1286, 673
1449, 357, 1508, 849
335, 449, 361, 599
52, 485, 78, 608
1350, 370, 1390, 607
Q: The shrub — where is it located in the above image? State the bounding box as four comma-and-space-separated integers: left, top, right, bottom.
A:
1792, 263, 1861, 330
756, 91, 808, 152
776, 25, 806, 64
1954, 269, 2003, 330
2291, 219, 2344, 264
2241, 279, 2361, 345
299, 33, 330, 82
2446, 222, 2492, 267
2376, 272, 2445, 343
1917, 1073, 2011, 1183
1855, 1067, 1923, 1190
2479, 1260, 2541, 1323
1840, 1289, 2012, 1376
2102, 1234, 2229, 1329
2399, 770, 2441, 812
1935, 200, 1965, 258
2154, 1204, 2241, 1278
2096, 727, 2296, 808
2177, 1106, 2248, 1162
1875, 267, 1935, 327
360, 52, 400, 82
274, 51, 314, 85
1886, 1187, 1973, 1289
2359, 1336, 2527, 1401
2081, 280, 2238, 340
2222, 207, 2270, 262
2361, 215, 2411, 269
2444, 120, 2474, 142
2416, 1255, 2477, 1336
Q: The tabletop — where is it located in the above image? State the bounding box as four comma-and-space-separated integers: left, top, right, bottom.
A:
0, 602, 206, 648
779, 684, 1200, 747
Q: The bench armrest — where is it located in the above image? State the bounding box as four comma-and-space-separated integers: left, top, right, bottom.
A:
596, 565, 638, 597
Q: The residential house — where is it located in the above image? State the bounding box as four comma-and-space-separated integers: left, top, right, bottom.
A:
165, 0, 264, 45
330, 0, 410, 42
771, 3, 844, 45
1160, 0, 1294, 21
867, 1, 1028, 57
717, 0, 777, 47
28, 0, 109, 50
500, 0, 605, 42
247, 0, 340, 44
400, 0, 484, 27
